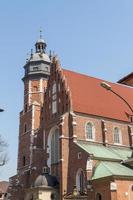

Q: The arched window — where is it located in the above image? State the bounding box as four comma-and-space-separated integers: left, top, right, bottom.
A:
76, 169, 84, 193
96, 193, 102, 200
113, 127, 121, 144
51, 129, 60, 164
85, 122, 95, 140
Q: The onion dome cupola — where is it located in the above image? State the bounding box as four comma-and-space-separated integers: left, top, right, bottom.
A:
23, 30, 51, 81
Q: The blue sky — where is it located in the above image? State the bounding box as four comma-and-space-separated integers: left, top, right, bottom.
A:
0, 0, 133, 180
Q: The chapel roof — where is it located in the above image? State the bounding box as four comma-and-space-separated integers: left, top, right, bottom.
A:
63, 69, 133, 122
91, 161, 133, 180
76, 140, 132, 161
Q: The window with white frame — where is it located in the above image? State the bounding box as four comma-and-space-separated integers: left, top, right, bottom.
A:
52, 82, 57, 114
85, 122, 95, 140
76, 169, 84, 193
51, 129, 60, 164
113, 127, 121, 144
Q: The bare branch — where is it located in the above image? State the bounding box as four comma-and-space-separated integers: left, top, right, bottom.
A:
0, 135, 8, 166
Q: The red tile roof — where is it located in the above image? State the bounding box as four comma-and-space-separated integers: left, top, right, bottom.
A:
0, 181, 9, 193
63, 69, 133, 122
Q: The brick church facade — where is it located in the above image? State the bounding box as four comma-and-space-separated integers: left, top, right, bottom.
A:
7, 35, 133, 200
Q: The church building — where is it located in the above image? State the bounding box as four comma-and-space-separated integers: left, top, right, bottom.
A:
8, 34, 133, 200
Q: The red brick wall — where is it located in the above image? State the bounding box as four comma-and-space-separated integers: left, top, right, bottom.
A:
75, 113, 130, 146
115, 179, 133, 200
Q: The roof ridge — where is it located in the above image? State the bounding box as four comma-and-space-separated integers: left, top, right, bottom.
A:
101, 161, 114, 175
63, 68, 133, 90
63, 68, 107, 83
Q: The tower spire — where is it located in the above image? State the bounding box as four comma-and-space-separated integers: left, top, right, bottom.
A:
40, 27, 42, 39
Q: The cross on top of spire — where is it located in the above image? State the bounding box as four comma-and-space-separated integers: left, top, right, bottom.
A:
40, 27, 43, 39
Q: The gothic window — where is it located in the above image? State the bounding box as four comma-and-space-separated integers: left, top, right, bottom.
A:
113, 127, 121, 144
51, 129, 60, 164
76, 169, 84, 193
96, 193, 102, 200
52, 82, 57, 114
85, 122, 95, 140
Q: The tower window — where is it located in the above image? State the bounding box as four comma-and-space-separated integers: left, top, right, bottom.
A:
33, 86, 38, 92
45, 67, 48, 71
33, 67, 38, 71
24, 123, 27, 133
24, 104, 28, 112
23, 155, 26, 166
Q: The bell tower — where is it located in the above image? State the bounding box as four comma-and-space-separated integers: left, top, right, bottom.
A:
23, 32, 51, 109
15, 32, 51, 198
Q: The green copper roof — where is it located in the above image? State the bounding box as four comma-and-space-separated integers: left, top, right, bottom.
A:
76, 140, 132, 161
92, 161, 133, 180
